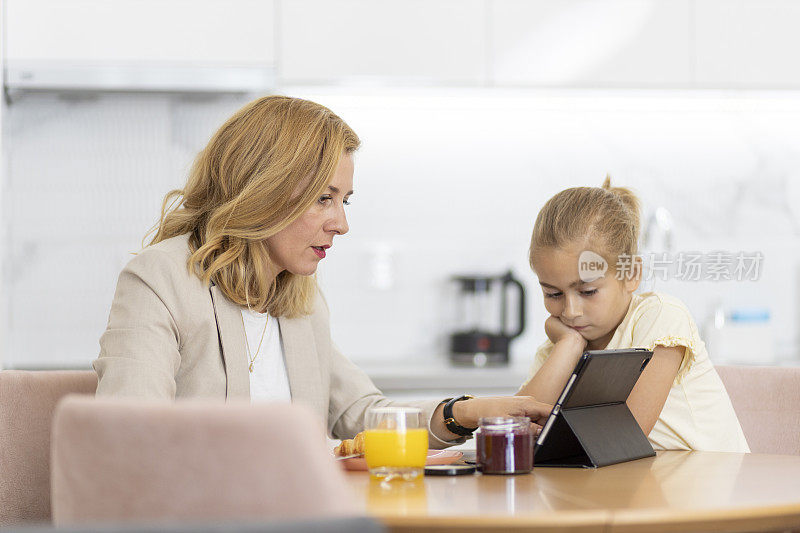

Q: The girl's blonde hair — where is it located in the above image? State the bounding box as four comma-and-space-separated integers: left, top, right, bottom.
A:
146, 95, 360, 317
530, 176, 640, 273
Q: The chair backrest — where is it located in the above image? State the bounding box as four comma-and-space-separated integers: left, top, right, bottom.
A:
0, 370, 97, 526
716, 365, 800, 455
50, 396, 358, 526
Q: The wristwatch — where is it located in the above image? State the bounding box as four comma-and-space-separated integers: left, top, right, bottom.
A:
442, 395, 477, 436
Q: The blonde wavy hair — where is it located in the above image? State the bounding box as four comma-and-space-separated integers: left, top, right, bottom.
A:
530, 176, 641, 274
146, 95, 360, 317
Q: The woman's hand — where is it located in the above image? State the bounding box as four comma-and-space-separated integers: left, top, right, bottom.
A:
545, 315, 588, 349
452, 396, 553, 428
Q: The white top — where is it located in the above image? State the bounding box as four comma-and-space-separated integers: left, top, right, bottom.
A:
240, 308, 292, 403
523, 291, 750, 453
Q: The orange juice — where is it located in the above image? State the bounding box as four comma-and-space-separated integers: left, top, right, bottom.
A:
364, 428, 428, 469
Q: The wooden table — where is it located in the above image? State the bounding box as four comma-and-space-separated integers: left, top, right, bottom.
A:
345, 451, 800, 532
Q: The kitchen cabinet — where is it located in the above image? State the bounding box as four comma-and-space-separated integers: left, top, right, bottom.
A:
277, 0, 486, 85
6, 0, 274, 65
695, 0, 800, 87
4, 0, 275, 92
489, 0, 692, 87
6, 0, 800, 91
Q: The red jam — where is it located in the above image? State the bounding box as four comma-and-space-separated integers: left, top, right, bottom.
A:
476, 417, 533, 475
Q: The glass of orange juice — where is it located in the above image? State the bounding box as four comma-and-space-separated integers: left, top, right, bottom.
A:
364, 406, 428, 480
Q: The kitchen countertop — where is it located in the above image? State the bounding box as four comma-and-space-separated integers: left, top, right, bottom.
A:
359, 358, 531, 393
357, 355, 800, 395
9, 356, 799, 393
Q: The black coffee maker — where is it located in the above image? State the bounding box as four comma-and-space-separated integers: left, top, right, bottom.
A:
449, 270, 526, 367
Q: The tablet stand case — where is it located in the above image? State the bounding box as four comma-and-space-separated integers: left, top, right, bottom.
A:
534, 349, 656, 468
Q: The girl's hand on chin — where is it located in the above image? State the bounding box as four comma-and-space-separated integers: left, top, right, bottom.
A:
545, 316, 588, 348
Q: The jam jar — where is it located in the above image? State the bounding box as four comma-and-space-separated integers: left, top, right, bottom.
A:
475, 417, 534, 474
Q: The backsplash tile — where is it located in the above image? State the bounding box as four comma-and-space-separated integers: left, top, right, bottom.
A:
3, 89, 799, 368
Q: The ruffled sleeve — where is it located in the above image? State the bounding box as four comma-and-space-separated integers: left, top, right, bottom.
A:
629, 299, 702, 382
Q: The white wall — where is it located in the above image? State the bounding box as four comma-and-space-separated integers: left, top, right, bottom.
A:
302, 89, 800, 366
0, 0, 8, 369
2, 93, 251, 368
3, 0, 800, 369
3, 88, 800, 368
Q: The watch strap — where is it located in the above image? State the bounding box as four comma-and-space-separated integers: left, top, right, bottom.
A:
443, 395, 476, 436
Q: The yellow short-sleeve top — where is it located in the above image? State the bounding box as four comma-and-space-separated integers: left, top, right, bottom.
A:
526, 291, 750, 452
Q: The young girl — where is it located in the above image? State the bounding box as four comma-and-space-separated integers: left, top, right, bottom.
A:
517, 178, 749, 452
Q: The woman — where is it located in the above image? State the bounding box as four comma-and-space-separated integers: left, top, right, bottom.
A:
94, 95, 550, 446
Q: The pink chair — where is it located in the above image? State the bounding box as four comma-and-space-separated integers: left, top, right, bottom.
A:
716, 365, 800, 455
0, 370, 97, 526
50, 396, 358, 526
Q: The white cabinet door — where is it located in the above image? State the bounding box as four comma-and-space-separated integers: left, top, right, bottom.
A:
278, 0, 486, 84
695, 0, 800, 87
489, 0, 692, 87
6, 0, 275, 65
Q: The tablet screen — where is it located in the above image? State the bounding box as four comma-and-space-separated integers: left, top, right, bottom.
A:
536, 348, 652, 448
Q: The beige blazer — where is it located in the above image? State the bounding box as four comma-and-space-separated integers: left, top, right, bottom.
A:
94, 234, 457, 446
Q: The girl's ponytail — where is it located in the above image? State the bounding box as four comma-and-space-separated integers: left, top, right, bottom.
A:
601, 175, 641, 243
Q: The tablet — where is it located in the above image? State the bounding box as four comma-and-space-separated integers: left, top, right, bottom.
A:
534, 348, 654, 468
